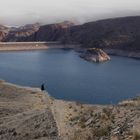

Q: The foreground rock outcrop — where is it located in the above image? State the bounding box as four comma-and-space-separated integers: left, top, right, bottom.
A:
0, 81, 140, 140
0, 81, 60, 140
80, 48, 110, 62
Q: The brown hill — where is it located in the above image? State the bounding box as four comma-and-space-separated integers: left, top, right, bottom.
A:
1, 16, 140, 51
61, 16, 140, 51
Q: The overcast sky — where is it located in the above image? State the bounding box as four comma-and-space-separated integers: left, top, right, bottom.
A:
0, 0, 140, 26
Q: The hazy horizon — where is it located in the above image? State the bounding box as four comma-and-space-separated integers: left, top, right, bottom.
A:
1, 0, 140, 26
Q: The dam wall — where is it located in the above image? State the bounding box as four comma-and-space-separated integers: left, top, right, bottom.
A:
0, 42, 78, 51
0, 41, 77, 51
0, 42, 60, 47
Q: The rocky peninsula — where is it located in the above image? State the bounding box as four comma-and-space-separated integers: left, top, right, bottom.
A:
0, 80, 140, 140
80, 48, 110, 63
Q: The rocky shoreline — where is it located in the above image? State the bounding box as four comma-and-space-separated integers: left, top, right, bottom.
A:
0, 80, 140, 140
76, 47, 140, 61
105, 49, 140, 59
0, 42, 140, 61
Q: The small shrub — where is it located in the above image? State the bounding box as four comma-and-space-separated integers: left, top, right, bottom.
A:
92, 125, 111, 137
102, 108, 112, 117
80, 111, 83, 114
75, 101, 83, 106
73, 109, 77, 112
69, 105, 72, 109
69, 113, 72, 116
133, 130, 140, 140
69, 116, 80, 122
78, 122, 86, 129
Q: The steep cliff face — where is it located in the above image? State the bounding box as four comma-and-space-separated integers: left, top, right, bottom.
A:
0, 31, 7, 41
0, 25, 9, 41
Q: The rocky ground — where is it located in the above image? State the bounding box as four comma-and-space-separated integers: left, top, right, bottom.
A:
51, 99, 140, 140
0, 80, 140, 140
0, 80, 60, 140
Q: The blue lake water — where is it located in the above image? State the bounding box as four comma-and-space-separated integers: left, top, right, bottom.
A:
0, 49, 140, 104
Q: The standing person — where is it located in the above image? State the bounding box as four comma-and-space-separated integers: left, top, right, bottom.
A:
41, 83, 45, 91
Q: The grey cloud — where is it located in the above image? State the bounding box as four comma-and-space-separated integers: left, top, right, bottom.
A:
0, 0, 140, 26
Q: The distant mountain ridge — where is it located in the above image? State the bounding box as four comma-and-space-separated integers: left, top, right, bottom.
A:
1, 16, 140, 51
4, 23, 40, 42
0, 21, 75, 42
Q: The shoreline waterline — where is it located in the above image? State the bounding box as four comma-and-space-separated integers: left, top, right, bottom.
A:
0, 79, 139, 139
0, 42, 140, 59
0, 49, 139, 104
0, 79, 137, 106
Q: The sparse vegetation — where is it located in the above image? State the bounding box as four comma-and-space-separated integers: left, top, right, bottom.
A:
92, 125, 111, 137
0, 81, 139, 140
